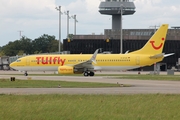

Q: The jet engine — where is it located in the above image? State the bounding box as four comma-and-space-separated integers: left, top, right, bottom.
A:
58, 66, 74, 74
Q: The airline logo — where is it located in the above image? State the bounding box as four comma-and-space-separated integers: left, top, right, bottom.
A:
36, 56, 66, 66
150, 38, 164, 50
59, 68, 73, 71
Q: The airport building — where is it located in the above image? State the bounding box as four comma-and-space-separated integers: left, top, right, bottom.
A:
63, 0, 180, 71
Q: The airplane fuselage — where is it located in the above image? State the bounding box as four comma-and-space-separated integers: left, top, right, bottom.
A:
11, 54, 162, 72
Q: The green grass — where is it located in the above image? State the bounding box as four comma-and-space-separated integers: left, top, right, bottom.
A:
0, 94, 180, 120
114, 74, 180, 81
1, 74, 180, 119
0, 79, 121, 88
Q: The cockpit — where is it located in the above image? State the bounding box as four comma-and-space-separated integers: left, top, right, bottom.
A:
16, 59, 21, 62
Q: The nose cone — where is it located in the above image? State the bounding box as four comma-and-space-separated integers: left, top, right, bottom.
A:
10, 62, 16, 69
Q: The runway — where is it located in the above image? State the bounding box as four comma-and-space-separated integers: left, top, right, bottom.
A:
1, 71, 180, 95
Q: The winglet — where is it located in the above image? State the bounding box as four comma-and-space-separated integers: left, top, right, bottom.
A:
90, 49, 99, 64
125, 50, 129, 54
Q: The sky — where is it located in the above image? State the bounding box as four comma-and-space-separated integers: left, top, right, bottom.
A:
0, 0, 180, 46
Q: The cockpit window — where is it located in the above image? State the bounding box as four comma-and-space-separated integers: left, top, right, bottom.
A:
16, 59, 21, 62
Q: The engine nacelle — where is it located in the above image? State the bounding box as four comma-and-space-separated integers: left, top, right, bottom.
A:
58, 66, 74, 74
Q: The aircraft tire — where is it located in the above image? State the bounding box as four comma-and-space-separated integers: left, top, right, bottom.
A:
84, 72, 89, 77
89, 72, 94, 76
24, 72, 28, 76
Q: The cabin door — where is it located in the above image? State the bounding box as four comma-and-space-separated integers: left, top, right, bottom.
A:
136, 56, 140, 65
26, 58, 30, 66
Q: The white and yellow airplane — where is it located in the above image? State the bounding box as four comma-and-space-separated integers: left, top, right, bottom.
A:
10, 24, 174, 76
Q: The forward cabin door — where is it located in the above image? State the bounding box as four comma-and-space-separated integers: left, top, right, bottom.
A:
26, 57, 30, 66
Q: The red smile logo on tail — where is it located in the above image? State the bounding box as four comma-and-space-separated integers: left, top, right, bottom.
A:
150, 38, 164, 50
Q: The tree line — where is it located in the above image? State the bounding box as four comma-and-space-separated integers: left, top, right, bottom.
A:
0, 34, 62, 56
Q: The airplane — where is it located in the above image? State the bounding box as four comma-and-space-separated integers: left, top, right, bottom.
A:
10, 24, 174, 77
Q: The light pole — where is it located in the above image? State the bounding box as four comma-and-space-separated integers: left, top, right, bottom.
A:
120, 4, 123, 54
71, 15, 78, 35
55, 6, 62, 53
149, 25, 160, 33
64, 10, 70, 38
18, 30, 23, 39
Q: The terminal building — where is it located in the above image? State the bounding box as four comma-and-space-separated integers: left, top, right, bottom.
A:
63, 0, 180, 71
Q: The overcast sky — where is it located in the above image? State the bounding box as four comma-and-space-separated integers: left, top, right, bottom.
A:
0, 0, 180, 46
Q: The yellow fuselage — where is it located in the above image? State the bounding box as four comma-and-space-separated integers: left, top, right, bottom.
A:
10, 54, 163, 71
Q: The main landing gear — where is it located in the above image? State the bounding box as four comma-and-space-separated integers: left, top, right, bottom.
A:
24, 71, 28, 76
83, 71, 94, 77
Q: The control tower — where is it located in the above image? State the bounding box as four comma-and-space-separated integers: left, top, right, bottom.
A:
99, 0, 136, 30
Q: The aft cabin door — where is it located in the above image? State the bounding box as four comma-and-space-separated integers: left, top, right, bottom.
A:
26, 58, 30, 66
136, 56, 140, 65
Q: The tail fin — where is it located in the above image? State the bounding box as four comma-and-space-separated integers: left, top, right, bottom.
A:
129, 24, 168, 55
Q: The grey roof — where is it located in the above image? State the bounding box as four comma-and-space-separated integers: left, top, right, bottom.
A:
99, 2, 135, 9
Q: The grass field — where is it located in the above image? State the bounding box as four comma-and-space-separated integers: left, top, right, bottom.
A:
0, 79, 121, 88
114, 74, 180, 81
1, 74, 180, 119
0, 94, 180, 120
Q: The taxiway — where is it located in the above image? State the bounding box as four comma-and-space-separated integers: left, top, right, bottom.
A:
0, 71, 180, 95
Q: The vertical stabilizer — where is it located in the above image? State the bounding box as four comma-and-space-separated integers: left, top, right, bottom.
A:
129, 24, 168, 55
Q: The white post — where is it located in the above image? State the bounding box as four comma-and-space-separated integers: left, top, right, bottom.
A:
55, 6, 62, 53
120, 4, 123, 54
64, 11, 71, 38
72, 15, 78, 35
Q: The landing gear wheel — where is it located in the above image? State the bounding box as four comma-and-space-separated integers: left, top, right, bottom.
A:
83, 71, 94, 77
24, 72, 28, 76
84, 72, 89, 77
89, 72, 94, 76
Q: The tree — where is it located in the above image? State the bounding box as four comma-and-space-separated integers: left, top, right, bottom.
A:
32, 34, 58, 53
17, 50, 25, 56
2, 41, 20, 56
0, 50, 5, 56
19, 36, 33, 54
1, 37, 33, 56
0, 34, 59, 56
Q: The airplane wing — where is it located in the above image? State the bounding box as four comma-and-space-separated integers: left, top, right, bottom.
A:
72, 49, 99, 70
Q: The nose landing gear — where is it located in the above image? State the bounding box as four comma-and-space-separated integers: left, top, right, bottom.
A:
24, 71, 28, 76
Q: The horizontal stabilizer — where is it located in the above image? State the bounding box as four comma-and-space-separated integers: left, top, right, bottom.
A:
150, 53, 174, 59
150, 53, 164, 59
164, 53, 174, 57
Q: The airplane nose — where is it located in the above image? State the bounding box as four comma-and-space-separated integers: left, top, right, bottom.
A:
10, 62, 15, 68
10, 62, 17, 70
